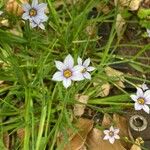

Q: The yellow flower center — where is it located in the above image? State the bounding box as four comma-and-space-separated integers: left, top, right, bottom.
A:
137, 98, 145, 105
63, 69, 72, 78
109, 131, 114, 137
29, 8, 37, 17
81, 68, 87, 73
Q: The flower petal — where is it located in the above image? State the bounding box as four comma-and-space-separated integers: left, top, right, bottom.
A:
38, 22, 45, 30
30, 21, 37, 28
130, 95, 138, 102
22, 13, 30, 20
109, 137, 115, 144
71, 72, 84, 81
110, 126, 115, 132
63, 78, 71, 88
144, 90, 150, 99
103, 130, 109, 135
134, 102, 142, 110
87, 66, 95, 72
77, 57, 83, 65
114, 134, 120, 139
103, 135, 109, 140
64, 54, 74, 68
55, 61, 66, 71
142, 104, 150, 114
35, 3, 47, 11
114, 128, 119, 134
136, 88, 143, 97
83, 72, 91, 80
52, 72, 63, 81
32, 0, 38, 7
73, 65, 83, 72
22, 3, 31, 11
141, 83, 149, 91
83, 58, 90, 67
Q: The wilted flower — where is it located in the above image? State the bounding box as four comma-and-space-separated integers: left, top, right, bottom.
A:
77, 57, 95, 80
147, 29, 150, 37
130, 87, 150, 114
52, 54, 84, 88
22, 0, 48, 29
103, 126, 120, 144
0, 11, 3, 15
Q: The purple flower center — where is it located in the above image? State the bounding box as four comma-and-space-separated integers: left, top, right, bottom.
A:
81, 68, 87, 73
29, 8, 37, 17
109, 131, 114, 137
137, 98, 145, 105
63, 69, 72, 78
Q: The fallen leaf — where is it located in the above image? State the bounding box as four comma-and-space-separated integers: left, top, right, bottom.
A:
105, 67, 125, 88
17, 128, 25, 141
57, 118, 93, 150
96, 2, 110, 14
115, 14, 126, 37
74, 94, 89, 117
102, 113, 112, 127
3, 132, 10, 149
86, 128, 126, 150
79, 145, 87, 150
130, 144, 141, 150
6, 0, 28, 16
86, 25, 97, 38
113, 114, 131, 149
93, 82, 111, 97
115, 0, 143, 11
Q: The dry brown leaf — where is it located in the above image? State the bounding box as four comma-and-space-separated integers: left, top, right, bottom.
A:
58, 118, 93, 150
93, 82, 111, 97
102, 113, 112, 127
96, 2, 110, 14
0, 81, 4, 85
105, 66, 125, 88
74, 94, 89, 117
115, 0, 143, 11
3, 132, 10, 149
6, 0, 28, 16
17, 128, 25, 141
113, 114, 131, 149
99, 83, 111, 97
115, 14, 126, 37
130, 144, 141, 150
86, 128, 126, 150
86, 25, 97, 38
79, 145, 87, 150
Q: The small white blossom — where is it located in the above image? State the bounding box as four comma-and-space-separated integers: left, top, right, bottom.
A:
0, 11, 3, 16
52, 54, 84, 88
103, 126, 120, 144
141, 83, 149, 91
77, 57, 95, 80
130, 88, 150, 114
22, 0, 48, 29
147, 29, 150, 37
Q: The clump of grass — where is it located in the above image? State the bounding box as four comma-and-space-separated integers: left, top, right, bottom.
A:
0, 0, 150, 149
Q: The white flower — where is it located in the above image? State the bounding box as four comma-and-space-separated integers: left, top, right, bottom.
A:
77, 57, 95, 80
103, 126, 120, 144
130, 88, 150, 114
52, 54, 84, 88
141, 83, 149, 91
147, 29, 150, 37
22, 0, 48, 29
0, 11, 3, 15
